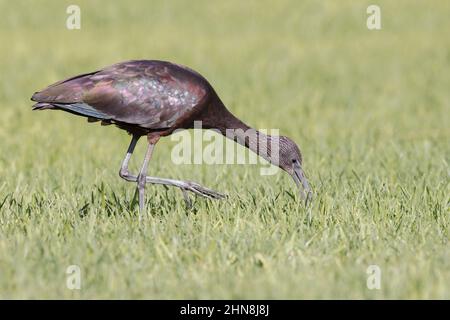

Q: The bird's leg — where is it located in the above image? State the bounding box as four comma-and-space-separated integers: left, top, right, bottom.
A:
119, 135, 140, 182
118, 135, 225, 207
136, 138, 157, 221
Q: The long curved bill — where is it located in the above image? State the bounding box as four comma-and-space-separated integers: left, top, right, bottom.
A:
292, 162, 312, 204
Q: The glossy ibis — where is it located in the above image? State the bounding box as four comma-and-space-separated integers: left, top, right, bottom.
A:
31, 60, 311, 219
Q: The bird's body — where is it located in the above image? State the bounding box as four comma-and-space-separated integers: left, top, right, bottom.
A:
32, 60, 230, 136
32, 60, 310, 218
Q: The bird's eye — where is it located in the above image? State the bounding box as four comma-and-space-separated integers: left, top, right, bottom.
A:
292, 159, 297, 164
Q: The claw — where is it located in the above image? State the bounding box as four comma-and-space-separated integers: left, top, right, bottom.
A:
181, 188, 193, 208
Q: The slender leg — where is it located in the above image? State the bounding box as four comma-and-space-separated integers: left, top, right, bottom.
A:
119, 135, 140, 181
118, 135, 226, 211
136, 142, 156, 221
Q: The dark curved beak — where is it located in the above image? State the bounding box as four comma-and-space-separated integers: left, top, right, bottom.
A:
292, 161, 312, 204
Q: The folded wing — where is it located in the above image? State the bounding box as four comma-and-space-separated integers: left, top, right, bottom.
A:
31, 60, 210, 129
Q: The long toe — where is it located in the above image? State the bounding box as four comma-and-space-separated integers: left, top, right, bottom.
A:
185, 181, 227, 200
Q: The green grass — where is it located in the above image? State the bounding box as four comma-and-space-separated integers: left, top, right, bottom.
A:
0, 0, 449, 299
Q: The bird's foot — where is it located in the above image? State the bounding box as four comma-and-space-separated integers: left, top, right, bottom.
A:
118, 173, 226, 206
140, 176, 226, 206
180, 181, 226, 209
179, 181, 227, 200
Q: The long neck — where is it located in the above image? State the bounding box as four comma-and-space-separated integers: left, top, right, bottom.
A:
200, 96, 277, 164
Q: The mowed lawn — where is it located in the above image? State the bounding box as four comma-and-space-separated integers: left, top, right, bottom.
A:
0, 0, 448, 299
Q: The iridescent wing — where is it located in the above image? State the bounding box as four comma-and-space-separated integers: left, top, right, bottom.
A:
31, 60, 210, 129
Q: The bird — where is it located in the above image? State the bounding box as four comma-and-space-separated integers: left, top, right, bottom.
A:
31, 60, 311, 220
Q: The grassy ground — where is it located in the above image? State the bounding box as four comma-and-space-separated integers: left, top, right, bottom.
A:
0, 0, 448, 299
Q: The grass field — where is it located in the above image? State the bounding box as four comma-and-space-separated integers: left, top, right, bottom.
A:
0, 0, 449, 299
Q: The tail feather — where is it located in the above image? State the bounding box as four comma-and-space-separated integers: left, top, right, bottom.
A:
32, 101, 110, 120
53, 103, 110, 119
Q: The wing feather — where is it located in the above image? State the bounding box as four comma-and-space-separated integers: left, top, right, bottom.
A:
31, 60, 210, 129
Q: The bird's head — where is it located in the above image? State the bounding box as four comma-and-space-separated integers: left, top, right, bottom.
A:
274, 136, 312, 202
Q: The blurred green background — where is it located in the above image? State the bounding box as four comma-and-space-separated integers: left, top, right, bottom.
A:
0, 0, 448, 299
